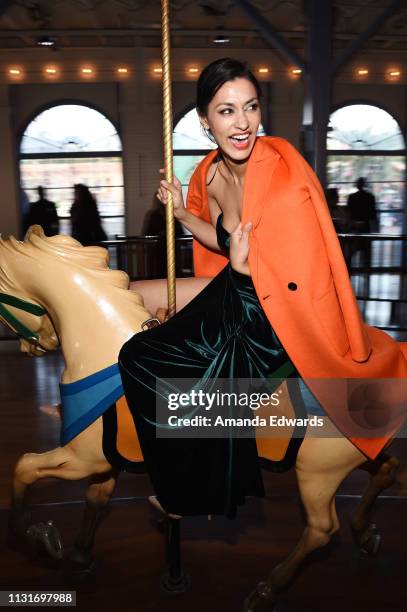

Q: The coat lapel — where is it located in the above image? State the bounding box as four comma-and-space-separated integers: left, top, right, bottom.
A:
241, 137, 281, 227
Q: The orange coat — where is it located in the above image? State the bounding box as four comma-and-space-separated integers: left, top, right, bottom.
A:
186, 136, 407, 459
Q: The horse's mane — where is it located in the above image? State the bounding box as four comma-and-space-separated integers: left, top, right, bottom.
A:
0, 225, 130, 291
0, 226, 146, 352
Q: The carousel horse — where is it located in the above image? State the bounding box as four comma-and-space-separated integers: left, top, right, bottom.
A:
0, 226, 401, 610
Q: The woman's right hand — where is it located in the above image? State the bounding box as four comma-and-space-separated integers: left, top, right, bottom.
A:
157, 169, 186, 221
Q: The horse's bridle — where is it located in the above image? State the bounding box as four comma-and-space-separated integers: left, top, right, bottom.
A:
0, 293, 46, 342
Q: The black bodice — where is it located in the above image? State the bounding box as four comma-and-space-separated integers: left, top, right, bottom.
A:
216, 212, 231, 252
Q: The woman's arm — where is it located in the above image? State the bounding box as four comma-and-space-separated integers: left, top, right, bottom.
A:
158, 173, 221, 252
177, 208, 220, 251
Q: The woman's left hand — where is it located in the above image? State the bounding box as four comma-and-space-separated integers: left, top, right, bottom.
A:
229, 221, 252, 276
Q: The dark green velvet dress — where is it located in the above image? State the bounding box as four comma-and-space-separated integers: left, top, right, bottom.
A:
118, 213, 304, 517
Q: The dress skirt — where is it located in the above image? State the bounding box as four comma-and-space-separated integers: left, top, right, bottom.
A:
118, 263, 305, 518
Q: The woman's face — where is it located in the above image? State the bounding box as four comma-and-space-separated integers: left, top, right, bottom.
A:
201, 77, 261, 162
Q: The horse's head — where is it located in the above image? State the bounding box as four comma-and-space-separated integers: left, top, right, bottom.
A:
0, 226, 60, 355
0, 224, 143, 361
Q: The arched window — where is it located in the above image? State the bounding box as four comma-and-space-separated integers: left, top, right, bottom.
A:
327, 104, 405, 234
20, 104, 125, 238
173, 107, 266, 203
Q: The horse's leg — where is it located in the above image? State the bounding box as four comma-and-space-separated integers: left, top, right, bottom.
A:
350, 452, 399, 554
244, 437, 366, 612
9, 444, 111, 559
69, 470, 118, 571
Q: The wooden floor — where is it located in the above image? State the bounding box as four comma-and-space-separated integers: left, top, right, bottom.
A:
1, 342, 407, 611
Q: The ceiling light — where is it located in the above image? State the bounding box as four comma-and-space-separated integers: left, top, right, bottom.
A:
188, 67, 199, 73
45, 66, 58, 75
357, 68, 369, 76
291, 68, 302, 75
153, 67, 162, 74
213, 34, 230, 44
8, 68, 21, 76
117, 67, 129, 74
81, 67, 94, 75
388, 70, 400, 77
258, 67, 269, 74
37, 36, 56, 49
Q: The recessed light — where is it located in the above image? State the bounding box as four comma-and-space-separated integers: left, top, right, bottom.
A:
37, 36, 56, 49
213, 35, 230, 44
45, 66, 58, 75
357, 68, 369, 76
117, 67, 129, 74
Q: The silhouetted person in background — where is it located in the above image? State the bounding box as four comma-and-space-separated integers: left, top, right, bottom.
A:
20, 188, 31, 237
70, 184, 107, 245
325, 187, 349, 232
347, 177, 378, 233
24, 186, 59, 236
142, 196, 184, 237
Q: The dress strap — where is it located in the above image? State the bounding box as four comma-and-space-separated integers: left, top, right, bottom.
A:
206, 155, 220, 186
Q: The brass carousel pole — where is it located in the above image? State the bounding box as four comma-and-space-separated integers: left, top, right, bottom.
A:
161, 0, 176, 318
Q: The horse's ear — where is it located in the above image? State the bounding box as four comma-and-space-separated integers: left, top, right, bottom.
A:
25, 225, 45, 241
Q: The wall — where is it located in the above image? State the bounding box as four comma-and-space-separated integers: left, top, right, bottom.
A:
0, 46, 405, 237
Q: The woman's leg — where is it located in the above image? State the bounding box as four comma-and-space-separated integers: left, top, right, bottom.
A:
130, 277, 212, 316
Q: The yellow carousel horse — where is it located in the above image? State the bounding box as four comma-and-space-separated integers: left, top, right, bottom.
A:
0, 225, 400, 610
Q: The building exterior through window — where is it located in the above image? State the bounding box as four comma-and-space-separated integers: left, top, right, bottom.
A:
19, 104, 125, 239
327, 104, 406, 235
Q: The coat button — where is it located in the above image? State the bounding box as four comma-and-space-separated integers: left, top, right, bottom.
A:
288, 282, 297, 291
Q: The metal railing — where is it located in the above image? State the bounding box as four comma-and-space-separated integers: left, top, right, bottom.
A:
338, 233, 407, 333
2, 233, 407, 340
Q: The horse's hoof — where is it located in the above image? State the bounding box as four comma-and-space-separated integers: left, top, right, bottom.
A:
25, 520, 63, 560
244, 581, 277, 612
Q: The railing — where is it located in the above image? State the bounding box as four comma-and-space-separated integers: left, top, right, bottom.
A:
108, 235, 194, 279
1, 233, 407, 341
337, 233, 407, 334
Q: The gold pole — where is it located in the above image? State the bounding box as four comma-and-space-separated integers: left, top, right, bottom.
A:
161, 0, 176, 317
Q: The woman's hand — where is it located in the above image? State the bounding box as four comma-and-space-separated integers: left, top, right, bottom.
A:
155, 307, 169, 323
157, 169, 186, 221
229, 221, 252, 276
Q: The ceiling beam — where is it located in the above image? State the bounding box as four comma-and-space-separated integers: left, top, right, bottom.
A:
331, 0, 402, 73
234, 0, 306, 71
0, 0, 14, 18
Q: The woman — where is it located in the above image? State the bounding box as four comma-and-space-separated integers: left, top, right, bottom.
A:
118, 58, 407, 518
70, 183, 107, 245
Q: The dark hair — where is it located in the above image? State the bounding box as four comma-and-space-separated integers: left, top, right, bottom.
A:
73, 183, 98, 210
196, 58, 262, 117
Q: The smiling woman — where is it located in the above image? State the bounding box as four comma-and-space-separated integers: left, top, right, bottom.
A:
119, 58, 308, 521
173, 108, 265, 205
